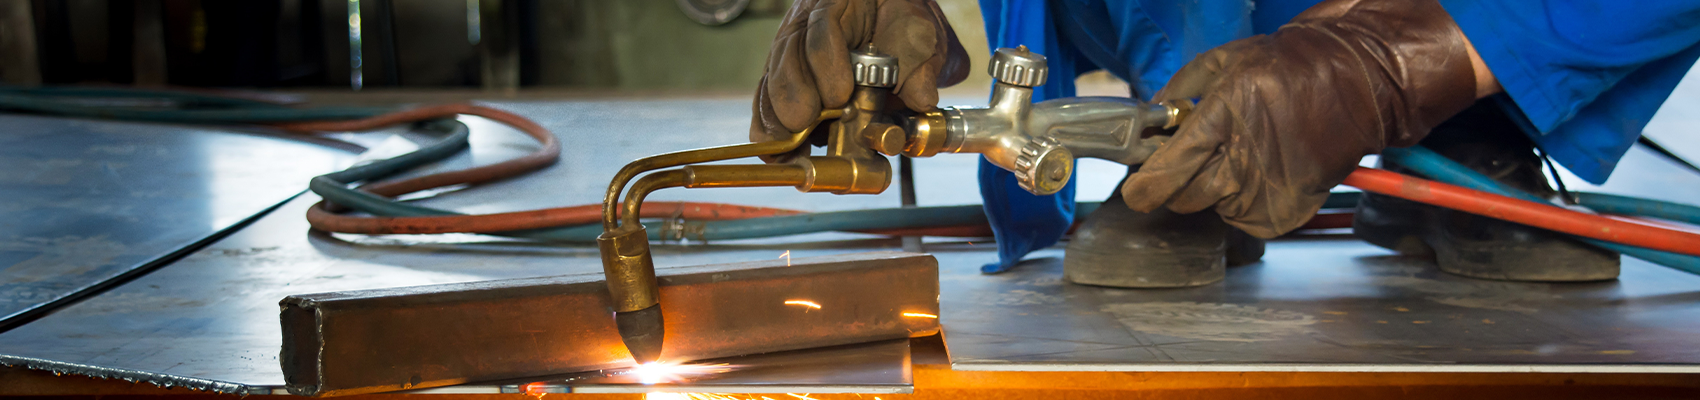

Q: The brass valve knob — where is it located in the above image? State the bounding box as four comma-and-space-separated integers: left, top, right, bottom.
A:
989, 45, 1048, 87
850, 48, 899, 88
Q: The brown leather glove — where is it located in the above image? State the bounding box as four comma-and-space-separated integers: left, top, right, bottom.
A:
751, 0, 970, 161
1122, 0, 1477, 238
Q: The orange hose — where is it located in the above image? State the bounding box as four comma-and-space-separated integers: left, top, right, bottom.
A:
1342, 167, 1700, 256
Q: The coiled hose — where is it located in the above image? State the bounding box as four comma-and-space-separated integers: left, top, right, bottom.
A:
8, 86, 1698, 274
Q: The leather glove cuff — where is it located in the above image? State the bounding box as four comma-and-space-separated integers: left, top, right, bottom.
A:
1285, 0, 1477, 148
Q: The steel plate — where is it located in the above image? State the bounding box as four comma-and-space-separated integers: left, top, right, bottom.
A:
2, 94, 1700, 395
0, 114, 349, 330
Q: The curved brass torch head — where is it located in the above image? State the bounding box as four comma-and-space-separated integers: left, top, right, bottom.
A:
597, 225, 663, 363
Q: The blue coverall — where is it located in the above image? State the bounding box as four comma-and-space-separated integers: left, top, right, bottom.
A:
974, 0, 1700, 273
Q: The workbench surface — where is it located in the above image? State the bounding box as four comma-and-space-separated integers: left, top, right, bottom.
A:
3, 87, 1700, 397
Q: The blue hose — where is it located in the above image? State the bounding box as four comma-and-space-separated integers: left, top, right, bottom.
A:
1572, 192, 1700, 226
1381, 146, 1700, 275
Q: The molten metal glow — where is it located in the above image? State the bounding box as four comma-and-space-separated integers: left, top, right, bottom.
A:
901, 312, 938, 319
627, 361, 736, 384
784, 300, 822, 310
644, 393, 742, 400
644, 394, 810, 400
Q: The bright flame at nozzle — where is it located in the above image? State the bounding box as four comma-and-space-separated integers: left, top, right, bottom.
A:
627, 361, 736, 385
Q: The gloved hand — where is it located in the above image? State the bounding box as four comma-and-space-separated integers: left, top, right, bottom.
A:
750, 0, 970, 161
1122, 0, 1478, 238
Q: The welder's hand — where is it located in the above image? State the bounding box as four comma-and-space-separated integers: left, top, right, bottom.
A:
750, 0, 970, 162
1121, 0, 1478, 238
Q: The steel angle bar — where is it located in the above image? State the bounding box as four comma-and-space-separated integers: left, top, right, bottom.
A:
280, 251, 940, 397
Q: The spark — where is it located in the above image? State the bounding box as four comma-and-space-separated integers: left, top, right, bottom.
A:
788, 394, 819, 400
777, 250, 791, 266
784, 300, 822, 310
626, 362, 737, 385
901, 312, 938, 319
521, 382, 549, 399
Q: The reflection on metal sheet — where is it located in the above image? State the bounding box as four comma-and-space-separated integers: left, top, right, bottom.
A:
939, 241, 1700, 372
502, 339, 911, 394
0, 114, 348, 330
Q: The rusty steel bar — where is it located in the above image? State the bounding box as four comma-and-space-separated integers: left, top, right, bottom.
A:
278, 251, 940, 397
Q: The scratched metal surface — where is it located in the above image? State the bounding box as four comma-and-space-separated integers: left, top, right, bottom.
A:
1, 86, 1699, 396
0, 98, 958, 395
0, 114, 350, 330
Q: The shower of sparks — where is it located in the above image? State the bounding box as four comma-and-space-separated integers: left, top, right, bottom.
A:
901, 312, 938, 319
777, 250, 792, 266
626, 362, 737, 385
787, 394, 819, 400
644, 393, 743, 400
784, 300, 822, 310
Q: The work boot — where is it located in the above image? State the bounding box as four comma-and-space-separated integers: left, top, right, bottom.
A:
1064, 182, 1265, 288
1353, 102, 1620, 281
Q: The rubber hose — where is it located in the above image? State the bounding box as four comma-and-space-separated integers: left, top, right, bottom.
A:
0, 94, 391, 123
297, 104, 1369, 240
1376, 147, 1700, 273
1573, 192, 1700, 226
0, 86, 290, 109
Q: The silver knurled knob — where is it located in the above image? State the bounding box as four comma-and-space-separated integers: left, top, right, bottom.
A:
1014, 136, 1073, 196
850, 48, 899, 88
989, 45, 1048, 87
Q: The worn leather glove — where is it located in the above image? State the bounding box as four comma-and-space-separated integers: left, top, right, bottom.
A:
1122, 0, 1478, 238
751, 0, 970, 161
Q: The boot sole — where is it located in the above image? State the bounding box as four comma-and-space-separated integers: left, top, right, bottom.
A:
1063, 243, 1225, 288
1355, 195, 1619, 282
1430, 230, 1620, 282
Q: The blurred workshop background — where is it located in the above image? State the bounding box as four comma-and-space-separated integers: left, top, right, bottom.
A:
0, 0, 1032, 98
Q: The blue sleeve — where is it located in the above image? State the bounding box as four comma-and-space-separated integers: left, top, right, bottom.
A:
974, 0, 1261, 273
976, 0, 1084, 273
1439, 0, 1700, 183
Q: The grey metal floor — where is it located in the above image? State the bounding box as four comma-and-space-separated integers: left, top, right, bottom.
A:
1, 82, 1699, 394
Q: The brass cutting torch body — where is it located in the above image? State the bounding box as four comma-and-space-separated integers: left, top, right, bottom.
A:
597, 110, 844, 364
594, 46, 1194, 365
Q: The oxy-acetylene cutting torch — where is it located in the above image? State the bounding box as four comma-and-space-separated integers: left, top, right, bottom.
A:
597, 46, 1194, 363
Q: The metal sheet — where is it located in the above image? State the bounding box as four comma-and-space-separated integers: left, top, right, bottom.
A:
283, 252, 937, 396
939, 138, 1700, 372
937, 241, 1700, 372
0, 114, 349, 329
0, 99, 952, 395
5, 96, 1700, 396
